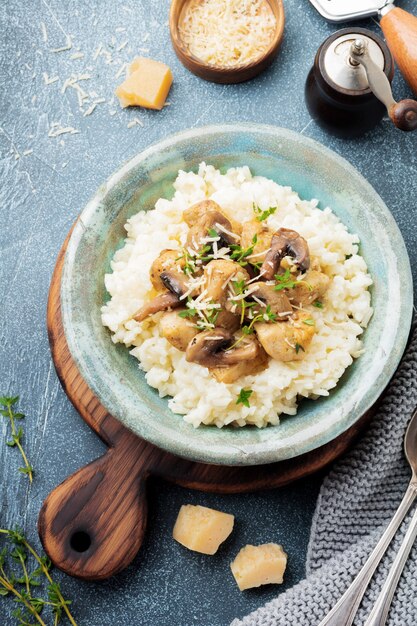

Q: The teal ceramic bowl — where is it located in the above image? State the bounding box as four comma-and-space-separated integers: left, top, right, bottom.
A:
61, 124, 413, 466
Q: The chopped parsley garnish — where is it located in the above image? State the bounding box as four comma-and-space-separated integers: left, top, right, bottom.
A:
230, 234, 258, 267
313, 300, 323, 309
176, 248, 196, 276
196, 306, 220, 330
295, 343, 305, 354
303, 318, 315, 326
274, 268, 298, 291
178, 308, 196, 319
253, 203, 278, 222
230, 305, 277, 349
274, 269, 312, 292
236, 388, 253, 408
207, 227, 219, 239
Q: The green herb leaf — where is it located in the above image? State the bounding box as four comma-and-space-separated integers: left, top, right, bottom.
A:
253, 203, 278, 222
236, 388, 253, 408
0, 396, 33, 483
274, 268, 298, 291
313, 300, 323, 309
18, 466, 34, 476
207, 227, 219, 239
303, 318, 315, 326
0, 396, 19, 406
178, 309, 196, 319
295, 343, 305, 354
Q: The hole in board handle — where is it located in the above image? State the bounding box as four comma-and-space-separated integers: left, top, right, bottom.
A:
70, 530, 92, 553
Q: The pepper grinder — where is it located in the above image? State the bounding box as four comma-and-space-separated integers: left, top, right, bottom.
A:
305, 28, 417, 138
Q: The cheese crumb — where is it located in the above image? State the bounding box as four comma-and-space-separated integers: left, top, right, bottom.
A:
230, 543, 287, 591
173, 504, 234, 555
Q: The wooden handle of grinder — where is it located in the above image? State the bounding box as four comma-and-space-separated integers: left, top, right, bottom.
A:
389, 99, 417, 131
380, 7, 417, 96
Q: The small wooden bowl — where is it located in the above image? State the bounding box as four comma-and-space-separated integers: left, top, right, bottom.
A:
169, 0, 285, 84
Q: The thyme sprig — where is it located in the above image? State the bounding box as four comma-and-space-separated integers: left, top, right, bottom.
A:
229, 304, 277, 350
274, 269, 312, 292
229, 234, 258, 267
252, 203, 277, 222
178, 297, 220, 330
0, 528, 77, 626
0, 397, 33, 483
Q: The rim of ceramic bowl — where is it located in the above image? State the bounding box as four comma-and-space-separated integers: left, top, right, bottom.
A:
60, 124, 413, 466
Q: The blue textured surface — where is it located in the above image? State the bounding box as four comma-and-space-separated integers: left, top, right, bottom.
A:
0, 1, 416, 625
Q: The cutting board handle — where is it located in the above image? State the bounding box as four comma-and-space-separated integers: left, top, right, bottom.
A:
38, 434, 150, 580
380, 7, 417, 96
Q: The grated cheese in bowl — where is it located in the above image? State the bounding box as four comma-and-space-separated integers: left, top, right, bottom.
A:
178, 0, 277, 68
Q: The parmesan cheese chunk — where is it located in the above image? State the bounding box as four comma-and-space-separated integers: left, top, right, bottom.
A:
115, 57, 173, 110
230, 543, 287, 591
173, 504, 234, 555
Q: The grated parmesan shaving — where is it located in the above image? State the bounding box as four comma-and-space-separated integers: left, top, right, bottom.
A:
51, 37, 72, 53
43, 72, 59, 85
178, 0, 276, 68
48, 124, 79, 138
40, 22, 48, 43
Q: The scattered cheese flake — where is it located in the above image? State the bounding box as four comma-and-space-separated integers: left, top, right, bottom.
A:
115, 63, 128, 79
48, 124, 80, 137
40, 22, 48, 43
51, 37, 72, 53
127, 117, 144, 128
23, 149, 33, 156
43, 72, 59, 85
70, 52, 84, 60
93, 44, 103, 60
116, 27, 126, 33
142, 32, 150, 42
83, 103, 97, 117
117, 40, 128, 52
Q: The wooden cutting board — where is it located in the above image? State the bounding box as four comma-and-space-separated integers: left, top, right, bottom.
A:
38, 231, 374, 581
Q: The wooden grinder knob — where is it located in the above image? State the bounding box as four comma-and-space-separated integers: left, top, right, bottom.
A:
389, 100, 417, 132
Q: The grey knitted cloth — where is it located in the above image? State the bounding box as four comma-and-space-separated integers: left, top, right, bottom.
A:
231, 327, 417, 626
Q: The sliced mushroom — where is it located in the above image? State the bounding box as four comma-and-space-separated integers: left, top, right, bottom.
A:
186, 208, 240, 254
159, 269, 189, 299
254, 310, 316, 362
185, 329, 261, 368
209, 346, 269, 383
261, 228, 310, 280
133, 292, 181, 322
184, 200, 242, 235
150, 249, 184, 291
159, 310, 200, 352
286, 270, 330, 307
240, 220, 274, 265
246, 282, 293, 319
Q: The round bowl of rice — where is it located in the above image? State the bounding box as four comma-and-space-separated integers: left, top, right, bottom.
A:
60, 124, 412, 466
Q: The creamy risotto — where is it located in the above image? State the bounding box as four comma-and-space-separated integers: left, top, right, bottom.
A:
101, 164, 373, 428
